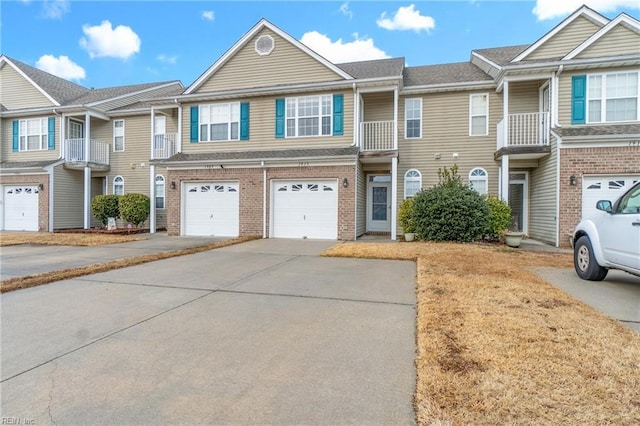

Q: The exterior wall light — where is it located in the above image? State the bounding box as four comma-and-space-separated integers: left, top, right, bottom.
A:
38, 183, 44, 190
170, 181, 176, 190
569, 175, 577, 186
342, 178, 349, 188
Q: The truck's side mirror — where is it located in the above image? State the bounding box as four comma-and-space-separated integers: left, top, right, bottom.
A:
596, 200, 612, 213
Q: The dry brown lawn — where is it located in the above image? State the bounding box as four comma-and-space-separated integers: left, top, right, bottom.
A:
0, 232, 143, 247
323, 241, 640, 425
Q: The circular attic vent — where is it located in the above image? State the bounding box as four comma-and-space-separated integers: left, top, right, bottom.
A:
255, 35, 275, 56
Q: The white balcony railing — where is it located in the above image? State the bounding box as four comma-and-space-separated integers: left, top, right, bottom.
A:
498, 112, 550, 149
64, 138, 110, 165
152, 133, 178, 159
360, 120, 395, 151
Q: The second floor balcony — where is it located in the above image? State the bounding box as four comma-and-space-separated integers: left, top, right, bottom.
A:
495, 112, 551, 160
360, 120, 396, 152
64, 138, 110, 169
152, 133, 178, 160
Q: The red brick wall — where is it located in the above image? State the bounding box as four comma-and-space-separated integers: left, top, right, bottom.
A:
166, 164, 356, 240
559, 146, 640, 246
0, 174, 50, 231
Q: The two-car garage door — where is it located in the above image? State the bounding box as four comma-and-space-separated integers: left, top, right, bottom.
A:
2, 185, 39, 231
582, 176, 640, 218
272, 180, 338, 239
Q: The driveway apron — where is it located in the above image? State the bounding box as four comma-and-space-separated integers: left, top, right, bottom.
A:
1, 239, 416, 425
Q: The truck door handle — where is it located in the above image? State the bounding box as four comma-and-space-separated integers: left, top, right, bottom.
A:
632, 220, 640, 227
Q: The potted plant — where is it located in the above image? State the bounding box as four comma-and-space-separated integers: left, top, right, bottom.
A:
399, 198, 416, 241
504, 219, 524, 247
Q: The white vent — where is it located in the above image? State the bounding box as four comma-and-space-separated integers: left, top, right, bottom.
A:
255, 35, 275, 56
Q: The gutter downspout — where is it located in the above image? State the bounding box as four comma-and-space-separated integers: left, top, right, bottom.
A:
150, 107, 156, 234
262, 161, 267, 238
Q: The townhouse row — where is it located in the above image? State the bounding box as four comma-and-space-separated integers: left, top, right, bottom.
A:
1, 5, 639, 247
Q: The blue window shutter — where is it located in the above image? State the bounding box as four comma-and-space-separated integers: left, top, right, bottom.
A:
333, 94, 344, 136
12, 120, 19, 152
48, 117, 56, 150
571, 75, 586, 124
190, 106, 199, 143
240, 102, 250, 140
275, 98, 285, 138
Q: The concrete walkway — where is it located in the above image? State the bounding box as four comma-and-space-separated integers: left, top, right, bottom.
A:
1, 238, 416, 425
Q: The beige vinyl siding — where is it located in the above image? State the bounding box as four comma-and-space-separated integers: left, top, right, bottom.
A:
557, 66, 640, 126
362, 93, 394, 122
52, 165, 84, 229
528, 136, 558, 245
575, 25, 640, 59
182, 90, 353, 152
97, 84, 183, 112
195, 28, 344, 93
0, 64, 55, 109
3, 116, 61, 162
356, 161, 366, 237
527, 16, 602, 60
508, 81, 544, 114
90, 176, 105, 228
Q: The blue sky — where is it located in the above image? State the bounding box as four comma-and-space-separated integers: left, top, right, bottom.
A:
2, 1, 639, 89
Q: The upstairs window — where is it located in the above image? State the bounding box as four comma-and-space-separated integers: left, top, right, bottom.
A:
587, 72, 638, 123
469, 168, 488, 195
199, 103, 240, 141
470, 94, 488, 136
405, 98, 422, 139
285, 95, 332, 137
113, 120, 125, 152
19, 118, 48, 151
404, 169, 422, 198
113, 176, 124, 195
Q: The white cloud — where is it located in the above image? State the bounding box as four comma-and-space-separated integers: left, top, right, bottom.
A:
157, 54, 177, 64
339, 2, 353, 19
533, 0, 640, 20
377, 4, 435, 33
36, 55, 85, 81
79, 20, 141, 60
300, 31, 389, 64
42, 0, 70, 19
202, 10, 215, 21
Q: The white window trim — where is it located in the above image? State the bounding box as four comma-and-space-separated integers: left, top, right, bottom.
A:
199, 102, 241, 142
113, 175, 124, 195
285, 94, 332, 138
113, 120, 125, 152
469, 94, 489, 136
18, 117, 49, 151
586, 71, 639, 124
469, 167, 488, 195
404, 169, 422, 199
404, 98, 422, 139
155, 174, 166, 209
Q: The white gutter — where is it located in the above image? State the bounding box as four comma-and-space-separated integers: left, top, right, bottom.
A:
401, 82, 496, 95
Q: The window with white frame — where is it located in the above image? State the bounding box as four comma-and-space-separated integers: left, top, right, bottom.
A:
405, 98, 422, 139
113, 175, 124, 195
155, 175, 165, 209
19, 118, 48, 151
286, 95, 332, 137
588, 72, 638, 123
404, 169, 422, 198
470, 94, 488, 136
113, 120, 125, 152
469, 168, 488, 194
199, 103, 240, 141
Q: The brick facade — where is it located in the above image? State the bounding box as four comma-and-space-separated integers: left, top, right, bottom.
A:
166, 164, 356, 240
559, 146, 640, 246
0, 174, 50, 231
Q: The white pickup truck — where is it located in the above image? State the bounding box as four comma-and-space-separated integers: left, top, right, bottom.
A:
572, 181, 640, 281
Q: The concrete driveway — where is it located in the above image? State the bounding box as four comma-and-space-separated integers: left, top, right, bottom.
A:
1, 239, 416, 425
536, 268, 640, 333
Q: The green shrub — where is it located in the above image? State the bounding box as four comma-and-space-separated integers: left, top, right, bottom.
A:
119, 193, 150, 227
484, 195, 512, 240
412, 165, 489, 242
91, 195, 120, 226
399, 197, 416, 234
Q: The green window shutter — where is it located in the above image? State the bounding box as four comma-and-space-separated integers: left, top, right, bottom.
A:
190, 106, 199, 143
240, 102, 250, 140
333, 94, 344, 136
275, 98, 285, 138
12, 120, 19, 152
571, 75, 586, 124
48, 117, 56, 150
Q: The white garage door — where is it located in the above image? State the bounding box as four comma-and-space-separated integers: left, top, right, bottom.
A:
272, 180, 338, 239
4, 185, 39, 231
183, 182, 239, 237
582, 176, 640, 218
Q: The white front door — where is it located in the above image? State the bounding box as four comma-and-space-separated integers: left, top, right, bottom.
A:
154, 116, 167, 156
183, 182, 239, 237
3, 185, 39, 231
508, 172, 528, 233
367, 175, 391, 232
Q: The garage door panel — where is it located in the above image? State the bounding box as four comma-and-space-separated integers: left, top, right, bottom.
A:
4, 186, 39, 231
582, 176, 640, 219
184, 182, 239, 237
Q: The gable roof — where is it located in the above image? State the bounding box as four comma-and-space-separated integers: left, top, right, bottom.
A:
472, 45, 530, 67
337, 58, 405, 79
563, 12, 640, 60
511, 5, 609, 62
403, 62, 493, 87
1, 55, 90, 106
70, 81, 182, 107
185, 18, 352, 94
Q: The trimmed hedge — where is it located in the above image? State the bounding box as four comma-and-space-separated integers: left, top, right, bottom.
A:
119, 193, 150, 227
485, 195, 512, 240
91, 195, 120, 226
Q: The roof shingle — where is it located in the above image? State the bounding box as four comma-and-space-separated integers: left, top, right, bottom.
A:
403, 62, 493, 86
